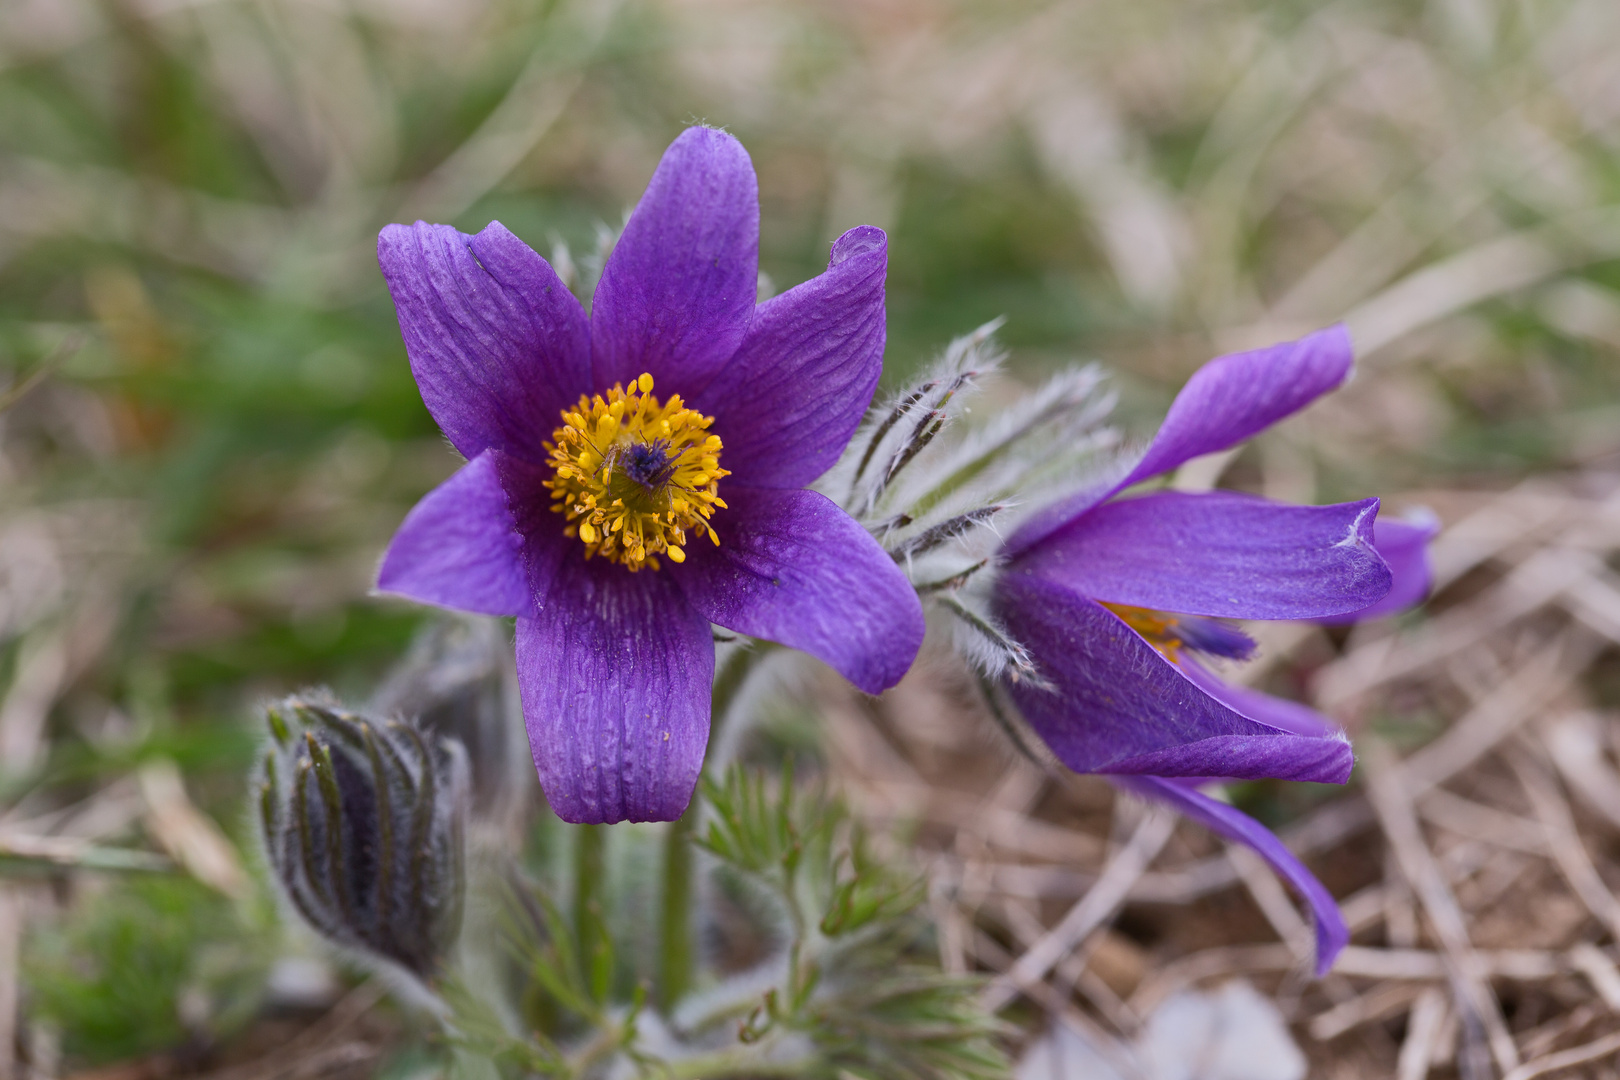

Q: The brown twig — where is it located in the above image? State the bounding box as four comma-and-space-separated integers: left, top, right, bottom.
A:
1308, 981, 1424, 1042
1396, 988, 1450, 1080
1507, 744, 1620, 942
981, 807, 1174, 1012
1501, 1029, 1620, 1080
1363, 739, 1521, 1074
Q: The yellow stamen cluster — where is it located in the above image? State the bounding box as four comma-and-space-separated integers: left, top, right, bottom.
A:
544, 372, 729, 572
1101, 602, 1183, 662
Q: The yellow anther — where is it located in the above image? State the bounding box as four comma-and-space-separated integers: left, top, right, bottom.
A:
544, 375, 730, 572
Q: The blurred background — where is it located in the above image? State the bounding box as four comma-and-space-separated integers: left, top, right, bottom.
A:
6, 0, 1620, 1077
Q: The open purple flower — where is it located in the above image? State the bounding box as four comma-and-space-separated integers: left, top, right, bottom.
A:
373, 127, 925, 824
993, 326, 1427, 973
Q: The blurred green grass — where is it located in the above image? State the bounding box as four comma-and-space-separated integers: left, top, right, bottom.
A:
24, 875, 270, 1066
5, 0, 1620, 1065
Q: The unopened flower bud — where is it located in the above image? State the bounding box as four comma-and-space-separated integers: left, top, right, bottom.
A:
258, 695, 467, 981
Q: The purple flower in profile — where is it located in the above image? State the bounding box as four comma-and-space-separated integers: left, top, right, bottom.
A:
372, 127, 925, 824
993, 326, 1433, 973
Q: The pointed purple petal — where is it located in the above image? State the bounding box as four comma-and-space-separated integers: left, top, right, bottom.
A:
694, 226, 887, 488
1319, 509, 1438, 622
378, 221, 591, 462
994, 572, 1353, 783
1178, 656, 1339, 738
673, 486, 923, 694
1120, 324, 1354, 489
1015, 491, 1392, 620
591, 127, 759, 396
1096, 731, 1352, 780
1114, 776, 1349, 975
377, 451, 533, 617
1005, 325, 1353, 558
516, 549, 714, 824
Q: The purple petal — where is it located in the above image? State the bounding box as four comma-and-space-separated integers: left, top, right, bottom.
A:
1114, 775, 1349, 975
1119, 324, 1354, 489
516, 548, 715, 824
1005, 325, 1353, 558
377, 451, 533, 617
994, 572, 1353, 783
1178, 657, 1340, 739
1320, 509, 1438, 622
1014, 491, 1392, 620
378, 221, 591, 462
591, 127, 759, 396
491, 451, 576, 608
694, 227, 887, 489
672, 486, 923, 694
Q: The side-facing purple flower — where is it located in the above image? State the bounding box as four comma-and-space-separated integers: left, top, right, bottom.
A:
993, 326, 1426, 973
373, 127, 925, 824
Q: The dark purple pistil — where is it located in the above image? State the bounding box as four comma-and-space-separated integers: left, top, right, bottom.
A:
621, 440, 673, 489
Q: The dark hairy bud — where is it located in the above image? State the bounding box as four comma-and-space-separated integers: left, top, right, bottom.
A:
258, 695, 467, 981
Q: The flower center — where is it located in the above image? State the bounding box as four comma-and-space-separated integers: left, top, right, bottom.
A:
544, 372, 730, 572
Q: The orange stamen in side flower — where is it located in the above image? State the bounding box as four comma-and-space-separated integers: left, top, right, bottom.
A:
1100, 602, 1184, 661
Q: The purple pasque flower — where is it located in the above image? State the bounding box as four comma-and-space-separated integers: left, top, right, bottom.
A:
993, 326, 1423, 973
372, 127, 925, 825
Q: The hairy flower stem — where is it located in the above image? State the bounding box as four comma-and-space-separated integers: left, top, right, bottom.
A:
658, 643, 770, 1013
574, 823, 610, 1003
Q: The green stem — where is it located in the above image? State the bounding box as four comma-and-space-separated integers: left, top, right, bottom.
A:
657, 810, 696, 1015
657, 642, 770, 1014
574, 822, 609, 1003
